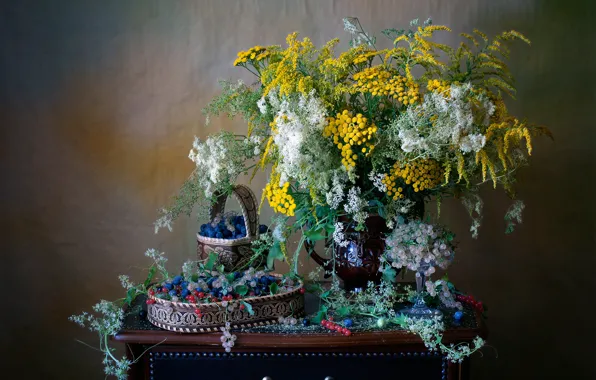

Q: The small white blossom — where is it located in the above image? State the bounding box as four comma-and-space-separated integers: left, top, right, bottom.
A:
332, 222, 349, 247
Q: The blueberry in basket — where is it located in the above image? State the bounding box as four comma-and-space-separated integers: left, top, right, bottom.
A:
198, 212, 269, 240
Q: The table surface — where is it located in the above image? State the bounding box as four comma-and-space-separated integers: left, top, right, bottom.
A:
114, 291, 488, 349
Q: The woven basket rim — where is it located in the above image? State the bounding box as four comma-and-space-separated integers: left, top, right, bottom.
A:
149, 273, 303, 309
196, 233, 253, 246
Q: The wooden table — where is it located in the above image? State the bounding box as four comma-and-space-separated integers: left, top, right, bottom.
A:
115, 295, 487, 380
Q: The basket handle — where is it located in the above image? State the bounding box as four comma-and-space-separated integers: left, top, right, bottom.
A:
210, 185, 259, 238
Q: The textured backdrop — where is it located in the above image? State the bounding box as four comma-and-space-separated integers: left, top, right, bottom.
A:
1, 0, 595, 378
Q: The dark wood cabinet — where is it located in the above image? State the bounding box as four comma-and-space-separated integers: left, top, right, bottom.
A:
114, 305, 486, 380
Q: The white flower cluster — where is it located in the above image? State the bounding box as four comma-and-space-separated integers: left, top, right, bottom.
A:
385, 221, 455, 277
344, 186, 368, 225
368, 171, 387, 192
188, 132, 258, 198
118, 275, 135, 290
332, 222, 349, 247
264, 89, 327, 185
325, 171, 346, 209
392, 83, 494, 158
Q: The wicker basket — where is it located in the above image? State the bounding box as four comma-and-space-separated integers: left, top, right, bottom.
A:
147, 276, 305, 333
197, 185, 260, 272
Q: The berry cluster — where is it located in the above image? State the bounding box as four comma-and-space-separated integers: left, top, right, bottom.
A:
323, 110, 377, 170
199, 213, 268, 240
455, 294, 484, 313
383, 159, 442, 199
146, 270, 287, 305
320, 318, 352, 337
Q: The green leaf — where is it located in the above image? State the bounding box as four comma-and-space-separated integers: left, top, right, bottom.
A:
225, 273, 235, 282
269, 283, 278, 295
382, 268, 397, 283
324, 223, 336, 234
320, 290, 332, 299
235, 285, 248, 296
205, 252, 218, 271
143, 266, 157, 289
335, 306, 350, 317
305, 227, 326, 241
267, 243, 284, 269
125, 288, 136, 306
311, 305, 328, 324
191, 273, 199, 283
216, 264, 225, 273
242, 301, 254, 316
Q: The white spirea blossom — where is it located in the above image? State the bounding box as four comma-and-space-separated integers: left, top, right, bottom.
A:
459, 133, 487, 153
332, 222, 349, 247
267, 89, 328, 186
391, 83, 495, 159
186, 132, 260, 199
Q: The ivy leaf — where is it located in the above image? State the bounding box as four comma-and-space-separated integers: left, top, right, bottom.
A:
235, 285, 248, 296
382, 268, 397, 283
335, 306, 350, 317
143, 266, 156, 289
125, 288, 136, 306
242, 301, 254, 316
311, 305, 328, 324
324, 223, 336, 234
269, 283, 278, 295
267, 242, 284, 269
205, 252, 218, 271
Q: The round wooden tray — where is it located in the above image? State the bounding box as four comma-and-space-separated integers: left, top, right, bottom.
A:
147, 277, 305, 333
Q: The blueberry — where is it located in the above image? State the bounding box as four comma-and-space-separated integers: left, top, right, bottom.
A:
260, 277, 269, 285
207, 278, 215, 286
139, 310, 147, 319
344, 318, 353, 328
302, 318, 310, 327
234, 272, 242, 279
255, 288, 261, 296
181, 281, 189, 288
215, 232, 223, 238
164, 283, 173, 290
172, 276, 183, 285
195, 287, 203, 293
181, 289, 190, 298
454, 311, 463, 321
169, 290, 177, 297
259, 225, 268, 234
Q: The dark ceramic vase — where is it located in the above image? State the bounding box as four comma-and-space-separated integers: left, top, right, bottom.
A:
306, 199, 424, 291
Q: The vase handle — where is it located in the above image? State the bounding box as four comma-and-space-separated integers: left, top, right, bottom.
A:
304, 240, 332, 278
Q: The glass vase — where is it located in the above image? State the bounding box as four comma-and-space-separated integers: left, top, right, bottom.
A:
399, 265, 442, 319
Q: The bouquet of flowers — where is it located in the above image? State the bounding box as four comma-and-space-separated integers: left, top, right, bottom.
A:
157, 17, 549, 269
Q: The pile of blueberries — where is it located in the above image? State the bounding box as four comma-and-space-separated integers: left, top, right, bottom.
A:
198, 214, 268, 239
148, 272, 283, 304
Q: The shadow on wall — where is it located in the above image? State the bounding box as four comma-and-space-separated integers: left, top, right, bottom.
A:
454, 1, 596, 379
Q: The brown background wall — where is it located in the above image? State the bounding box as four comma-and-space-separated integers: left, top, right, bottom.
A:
1, 0, 595, 378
